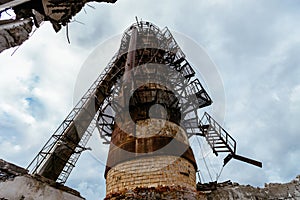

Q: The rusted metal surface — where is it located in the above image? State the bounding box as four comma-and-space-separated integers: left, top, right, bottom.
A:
105, 138, 196, 178
128, 85, 181, 124
123, 26, 137, 82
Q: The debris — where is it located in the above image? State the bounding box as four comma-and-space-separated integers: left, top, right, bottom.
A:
0, 159, 84, 199
0, 0, 118, 52
0, 18, 32, 53
200, 176, 300, 200
104, 185, 203, 200
0, 159, 28, 181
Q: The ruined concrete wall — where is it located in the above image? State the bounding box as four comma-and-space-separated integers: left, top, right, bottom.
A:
0, 0, 117, 53
0, 175, 85, 200
106, 156, 196, 195
0, 159, 84, 200
204, 175, 300, 200
0, 19, 33, 53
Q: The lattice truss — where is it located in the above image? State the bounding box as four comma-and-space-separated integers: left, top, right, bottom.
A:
27, 21, 261, 185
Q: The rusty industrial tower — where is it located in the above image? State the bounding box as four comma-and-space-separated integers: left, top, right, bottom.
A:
23, 20, 262, 199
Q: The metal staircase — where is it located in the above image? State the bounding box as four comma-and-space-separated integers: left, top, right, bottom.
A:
199, 112, 236, 156
199, 112, 262, 168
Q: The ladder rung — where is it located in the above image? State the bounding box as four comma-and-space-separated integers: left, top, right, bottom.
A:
214, 150, 231, 153
206, 132, 219, 135
207, 134, 220, 137
213, 145, 228, 148
214, 142, 225, 145
207, 136, 220, 139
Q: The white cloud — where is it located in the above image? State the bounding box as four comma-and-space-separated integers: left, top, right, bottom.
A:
1, 0, 300, 199
290, 85, 300, 103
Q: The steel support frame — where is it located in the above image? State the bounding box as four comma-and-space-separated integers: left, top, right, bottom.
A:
27, 21, 213, 184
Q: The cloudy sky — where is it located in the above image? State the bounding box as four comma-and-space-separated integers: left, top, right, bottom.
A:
1, 0, 300, 199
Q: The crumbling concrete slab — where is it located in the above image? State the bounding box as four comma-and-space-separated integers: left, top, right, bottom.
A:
0, 18, 32, 53
201, 176, 300, 200
0, 159, 85, 200
0, 159, 28, 179
0, 0, 117, 53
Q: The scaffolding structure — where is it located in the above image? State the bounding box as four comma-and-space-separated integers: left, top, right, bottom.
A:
27, 20, 261, 185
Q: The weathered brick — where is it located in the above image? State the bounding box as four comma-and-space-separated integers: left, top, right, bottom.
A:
106, 155, 196, 194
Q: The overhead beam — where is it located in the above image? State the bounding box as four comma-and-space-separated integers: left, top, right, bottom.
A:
233, 154, 262, 168
0, 0, 30, 10
224, 153, 262, 168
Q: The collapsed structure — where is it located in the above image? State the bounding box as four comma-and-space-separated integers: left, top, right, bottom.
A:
0, 0, 117, 52
0, 159, 84, 199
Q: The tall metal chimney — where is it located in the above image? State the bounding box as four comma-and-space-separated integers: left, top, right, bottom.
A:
103, 21, 208, 199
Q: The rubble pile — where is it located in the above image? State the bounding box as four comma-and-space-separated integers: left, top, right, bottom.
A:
105, 185, 206, 200
0, 159, 28, 182
202, 176, 300, 200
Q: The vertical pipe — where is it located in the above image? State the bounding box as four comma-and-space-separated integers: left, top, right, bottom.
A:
123, 27, 138, 83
